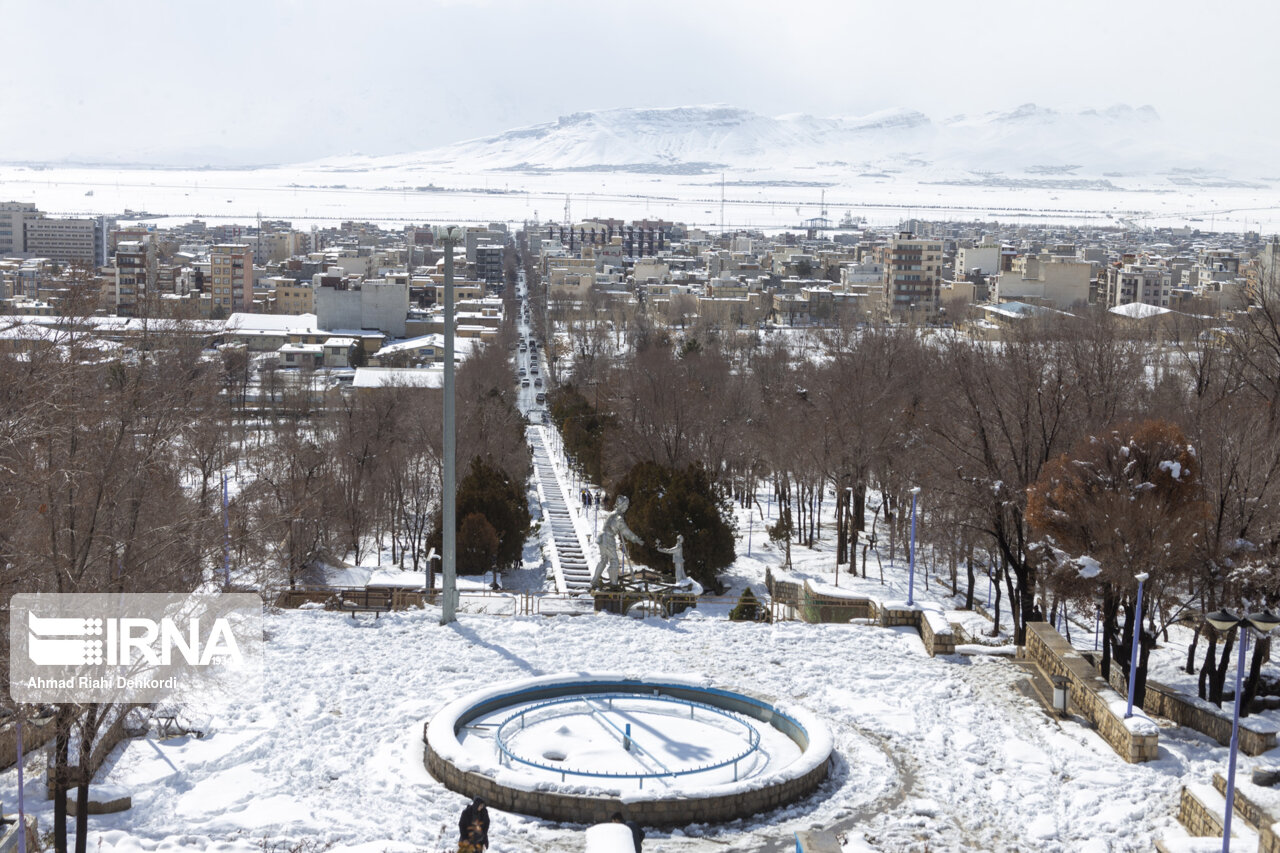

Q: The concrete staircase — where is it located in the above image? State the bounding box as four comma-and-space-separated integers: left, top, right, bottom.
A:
528, 426, 593, 592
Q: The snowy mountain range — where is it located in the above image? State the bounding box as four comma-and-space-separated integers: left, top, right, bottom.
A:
318, 104, 1264, 184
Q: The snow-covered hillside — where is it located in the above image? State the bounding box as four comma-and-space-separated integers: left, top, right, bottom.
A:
315, 103, 1263, 183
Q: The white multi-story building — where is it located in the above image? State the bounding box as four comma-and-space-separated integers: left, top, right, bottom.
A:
24, 216, 106, 266
955, 241, 1002, 278
997, 255, 1091, 309
314, 277, 409, 337
0, 202, 38, 255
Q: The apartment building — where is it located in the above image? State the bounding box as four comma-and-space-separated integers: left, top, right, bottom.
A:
114, 239, 157, 316
997, 255, 1090, 309
24, 216, 106, 266
0, 202, 39, 255
209, 244, 253, 314
883, 233, 943, 316
272, 277, 315, 315
955, 240, 1002, 277
474, 243, 504, 284
1104, 263, 1173, 308
314, 277, 409, 337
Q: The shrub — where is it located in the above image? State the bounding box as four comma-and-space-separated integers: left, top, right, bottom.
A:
729, 587, 766, 622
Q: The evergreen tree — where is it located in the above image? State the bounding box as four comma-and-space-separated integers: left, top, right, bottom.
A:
613, 461, 735, 590
431, 457, 530, 571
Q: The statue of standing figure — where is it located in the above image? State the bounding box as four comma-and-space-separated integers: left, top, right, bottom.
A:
655, 534, 688, 585
590, 495, 644, 589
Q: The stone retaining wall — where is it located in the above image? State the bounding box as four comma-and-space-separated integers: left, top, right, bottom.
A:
1177, 783, 1227, 837
0, 715, 58, 771
800, 584, 876, 624
1023, 622, 1158, 762
878, 604, 956, 657
424, 727, 830, 827
1106, 667, 1277, 757
275, 588, 427, 610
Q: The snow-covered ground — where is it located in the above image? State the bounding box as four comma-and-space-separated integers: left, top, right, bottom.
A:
5, 600, 1240, 853
2, 158, 1276, 234
6, 394, 1270, 852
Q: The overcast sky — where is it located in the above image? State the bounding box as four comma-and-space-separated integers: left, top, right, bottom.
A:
2, 0, 1274, 166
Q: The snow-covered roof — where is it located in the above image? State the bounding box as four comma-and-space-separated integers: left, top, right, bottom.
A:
352, 366, 443, 389
1109, 302, 1172, 319
375, 334, 444, 356
226, 312, 316, 332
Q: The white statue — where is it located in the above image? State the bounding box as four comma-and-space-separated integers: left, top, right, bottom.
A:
655, 535, 688, 585
591, 496, 644, 589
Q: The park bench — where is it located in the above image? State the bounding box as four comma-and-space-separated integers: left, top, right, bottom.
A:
335, 588, 394, 619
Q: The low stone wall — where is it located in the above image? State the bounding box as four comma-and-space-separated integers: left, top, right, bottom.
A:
275, 588, 427, 611
426, 738, 829, 826
0, 816, 39, 853
1177, 783, 1226, 837
1210, 772, 1272, 837
0, 715, 58, 770
1108, 668, 1277, 757
878, 604, 956, 657
800, 582, 876, 624
920, 610, 956, 656
1023, 622, 1158, 762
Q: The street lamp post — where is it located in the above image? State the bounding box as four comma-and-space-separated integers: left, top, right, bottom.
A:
907, 487, 921, 606
1205, 609, 1280, 852
747, 513, 753, 559
1124, 572, 1150, 719
434, 225, 466, 625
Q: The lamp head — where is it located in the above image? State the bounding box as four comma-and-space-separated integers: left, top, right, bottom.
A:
1248, 609, 1280, 634
910, 486, 921, 496
1134, 572, 1150, 583
432, 224, 466, 244
1206, 609, 1242, 632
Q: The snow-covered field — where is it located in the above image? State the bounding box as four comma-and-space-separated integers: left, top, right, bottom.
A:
2, 159, 1276, 235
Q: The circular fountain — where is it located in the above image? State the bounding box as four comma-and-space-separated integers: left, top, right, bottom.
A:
424, 673, 833, 825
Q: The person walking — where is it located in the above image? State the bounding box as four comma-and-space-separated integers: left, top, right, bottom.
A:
610, 812, 644, 852
458, 797, 490, 850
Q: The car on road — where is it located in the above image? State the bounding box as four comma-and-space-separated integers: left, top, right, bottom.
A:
534, 377, 542, 388
535, 392, 546, 404
518, 368, 526, 376
521, 379, 530, 387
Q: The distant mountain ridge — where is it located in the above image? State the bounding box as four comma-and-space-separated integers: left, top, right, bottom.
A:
318, 103, 1260, 182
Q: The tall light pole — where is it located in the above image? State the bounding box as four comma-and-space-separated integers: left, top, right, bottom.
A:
434, 225, 466, 625
1124, 572, 1150, 719
1205, 609, 1280, 852
907, 486, 921, 606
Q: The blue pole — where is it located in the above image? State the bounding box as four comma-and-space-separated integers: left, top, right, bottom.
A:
222, 471, 231, 586
748, 515, 753, 557
1223, 627, 1249, 853
16, 718, 25, 853
907, 489, 920, 606
1124, 574, 1148, 718
986, 569, 992, 608
1095, 609, 1101, 651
